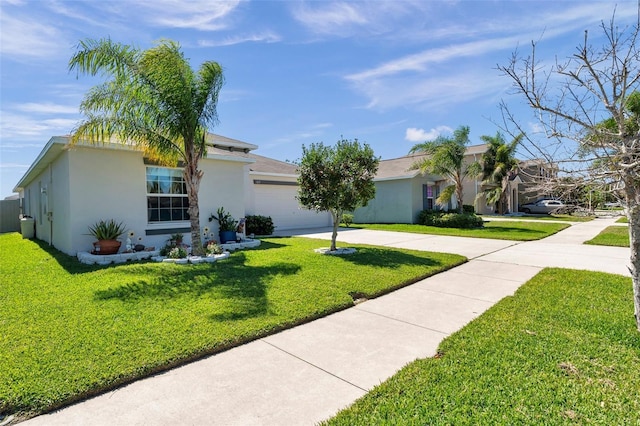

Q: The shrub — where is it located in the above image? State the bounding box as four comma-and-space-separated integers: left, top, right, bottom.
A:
245, 215, 274, 235
87, 219, 126, 240
205, 241, 223, 255
462, 204, 475, 214
342, 213, 354, 227
168, 246, 187, 259
417, 209, 483, 229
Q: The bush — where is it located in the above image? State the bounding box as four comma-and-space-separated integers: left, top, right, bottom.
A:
342, 213, 354, 227
245, 215, 274, 235
462, 204, 475, 214
417, 209, 483, 229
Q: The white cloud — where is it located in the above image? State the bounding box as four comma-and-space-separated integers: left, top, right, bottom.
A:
14, 102, 79, 115
0, 112, 76, 138
0, 13, 66, 59
405, 126, 453, 142
292, 2, 368, 35
346, 36, 522, 83
198, 31, 281, 47
133, 0, 241, 31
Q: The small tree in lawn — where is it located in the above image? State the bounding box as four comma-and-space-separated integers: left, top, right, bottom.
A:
297, 138, 379, 251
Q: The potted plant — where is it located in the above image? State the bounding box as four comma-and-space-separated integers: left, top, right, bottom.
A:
209, 207, 238, 243
87, 219, 126, 255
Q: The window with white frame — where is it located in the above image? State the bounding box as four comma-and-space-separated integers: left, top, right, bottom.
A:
146, 167, 190, 222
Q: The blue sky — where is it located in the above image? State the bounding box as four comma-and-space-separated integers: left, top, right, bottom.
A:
1, 0, 638, 198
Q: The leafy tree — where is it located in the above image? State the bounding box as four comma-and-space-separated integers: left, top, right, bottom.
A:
69, 38, 224, 255
297, 138, 379, 251
479, 132, 522, 214
409, 125, 481, 213
499, 14, 640, 330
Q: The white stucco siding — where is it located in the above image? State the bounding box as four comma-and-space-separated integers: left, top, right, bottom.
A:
199, 159, 247, 235
67, 146, 147, 255
247, 173, 331, 230
354, 179, 414, 224
50, 153, 72, 253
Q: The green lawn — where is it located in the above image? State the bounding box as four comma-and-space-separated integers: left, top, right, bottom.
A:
326, 268, 640, 425
350, 220, 569, 241
585, 226, 629, 247
0, 233, 465, 419
483, 214, 594, 222
617, 216, 628, 223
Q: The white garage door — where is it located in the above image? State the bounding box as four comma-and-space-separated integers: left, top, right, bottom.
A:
251, 183, 331, 230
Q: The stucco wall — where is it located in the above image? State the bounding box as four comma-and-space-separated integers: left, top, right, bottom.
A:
20, 151, 70, 249
68, 146, 146, 255
354, 179, 414, 224
199, 157, 247, 237
40, 145, 249, 255
51, 152, 71, 252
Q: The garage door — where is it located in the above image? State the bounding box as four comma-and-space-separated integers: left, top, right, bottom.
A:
251, 183, 331, 230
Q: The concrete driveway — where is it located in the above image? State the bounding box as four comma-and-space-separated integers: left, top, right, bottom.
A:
22, 217, 629, 426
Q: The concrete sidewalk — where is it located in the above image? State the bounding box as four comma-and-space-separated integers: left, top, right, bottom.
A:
23, 217, 629, 426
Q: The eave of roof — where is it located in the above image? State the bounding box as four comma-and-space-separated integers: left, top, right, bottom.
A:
13, 136, 68, 193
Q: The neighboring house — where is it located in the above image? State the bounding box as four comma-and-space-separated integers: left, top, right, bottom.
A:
514, 159, 559, 205
353, 143, 528, 223
13, 134, 329, 256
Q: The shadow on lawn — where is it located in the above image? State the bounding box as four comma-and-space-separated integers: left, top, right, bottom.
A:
94, 251, 300, 321
336, 246, 447, 269
31, 238, 98, 274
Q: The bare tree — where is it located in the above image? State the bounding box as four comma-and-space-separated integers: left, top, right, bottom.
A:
498, 10, 640, 331
498, 12, 640, 331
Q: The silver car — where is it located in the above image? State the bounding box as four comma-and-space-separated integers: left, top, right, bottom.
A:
520, 199, 566, 214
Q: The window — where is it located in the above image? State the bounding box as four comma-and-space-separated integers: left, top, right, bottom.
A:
146, 167, 190, 222
423, 185, 439, 210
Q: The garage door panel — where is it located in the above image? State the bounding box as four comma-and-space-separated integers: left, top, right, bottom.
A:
252, 185, 330, 230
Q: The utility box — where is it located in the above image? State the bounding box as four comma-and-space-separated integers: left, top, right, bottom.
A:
20, 217, 35, 239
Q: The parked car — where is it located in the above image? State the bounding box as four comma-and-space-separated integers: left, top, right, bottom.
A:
520, 199, 567, 214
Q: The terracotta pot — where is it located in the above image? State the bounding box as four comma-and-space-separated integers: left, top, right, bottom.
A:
93, 240, 121, 255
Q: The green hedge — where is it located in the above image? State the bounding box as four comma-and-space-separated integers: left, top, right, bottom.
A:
417, 209, 484, 229
245, 215, 275, 235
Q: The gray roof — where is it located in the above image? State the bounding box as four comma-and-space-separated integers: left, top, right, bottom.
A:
375, 144, 488, 180
376, 153, 426, 180
205, 133, 258, 152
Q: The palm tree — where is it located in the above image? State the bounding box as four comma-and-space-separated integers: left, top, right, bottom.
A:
69, 38, 224, 255
409, 125, 480, 213
479, 132, 522, 214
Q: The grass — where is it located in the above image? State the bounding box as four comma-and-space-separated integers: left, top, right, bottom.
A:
350, 220, 569, 241
325, 268, 640, 425
585, 226, 630, 247
484, 214, 594, 222
617, 216, 628, 223
0, 233, 465, 419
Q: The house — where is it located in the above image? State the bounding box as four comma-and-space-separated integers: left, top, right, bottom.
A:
514, 159, 559, 205
13, 134, 330, 256
243, 153, 332, 230
353, 144, 515, 223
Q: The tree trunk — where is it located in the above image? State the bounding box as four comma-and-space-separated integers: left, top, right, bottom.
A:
626, 185, 640, 332
330, 209, 341, 251
184, 147, 204, 256
497, 179, 509, 215
456, 181, 464, 214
